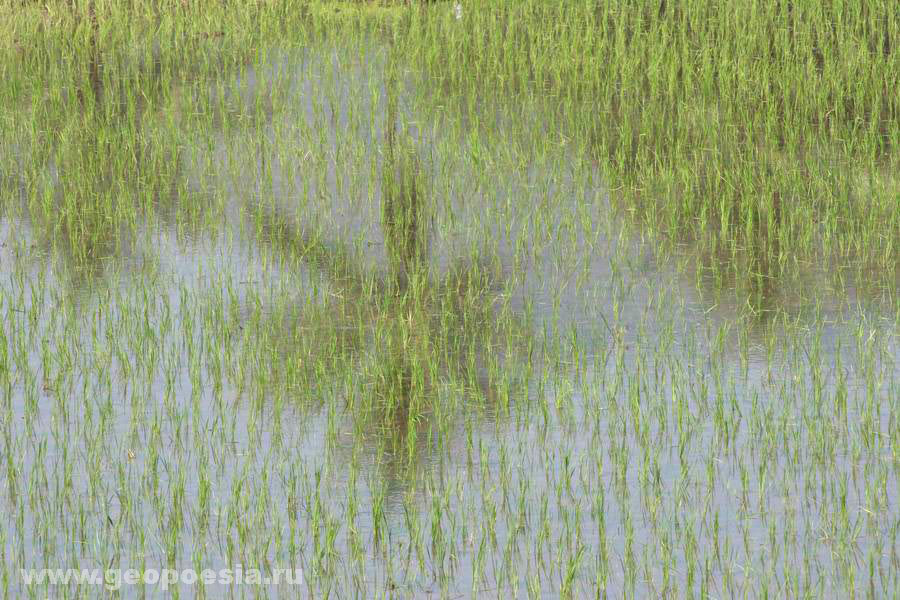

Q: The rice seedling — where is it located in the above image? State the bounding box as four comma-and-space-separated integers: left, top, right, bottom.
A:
0, 0, 896, 598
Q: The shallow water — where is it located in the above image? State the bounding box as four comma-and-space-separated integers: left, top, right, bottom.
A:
1, 38, 897, 598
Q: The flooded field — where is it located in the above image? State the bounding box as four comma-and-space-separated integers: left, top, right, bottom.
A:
1, 2, 897, 598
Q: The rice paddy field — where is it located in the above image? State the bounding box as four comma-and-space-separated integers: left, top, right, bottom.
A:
0, 0, 898, 597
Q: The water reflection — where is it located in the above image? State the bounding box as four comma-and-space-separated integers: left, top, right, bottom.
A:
1, 30, 897, 597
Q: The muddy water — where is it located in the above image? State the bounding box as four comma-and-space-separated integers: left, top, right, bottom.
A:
1, 38, 897, 598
